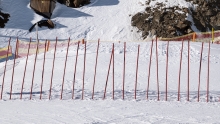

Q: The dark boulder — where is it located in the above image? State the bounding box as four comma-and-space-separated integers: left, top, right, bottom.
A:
0, 11, 10, 28
57, 0, 90, 8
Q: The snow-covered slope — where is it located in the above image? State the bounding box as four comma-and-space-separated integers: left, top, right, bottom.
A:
0, 0, 146, 44
0, 41, 220, 123
0, 0, 220, 123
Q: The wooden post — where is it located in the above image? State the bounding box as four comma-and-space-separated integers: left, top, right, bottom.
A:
165, 41, 169, 101
61, 38, 71, 99
16, 40, 19, 58
92, 39, 100, 99
197, 42, 204, 102
147, 40, 154, 99
103, 44, 114, 99
82, 39, 85, 44
212, 28, 214, 44
81, 40, 87, 100
192, 33, 196, 42
134, 45, 140, 100
72, 41, 80, 99
207, 41, 210, 102
178, 40, 184, 101
30, 39, 40, 100
156, 37, 160, 101
122, 42, 126, 100
20, 38, 31, 99
0, 37, 11, 100
47, 41, 50, 51
49, 38, 58, 100
9, 38, 19, 100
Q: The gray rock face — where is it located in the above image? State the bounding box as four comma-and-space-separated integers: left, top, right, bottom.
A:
132, 0, 220, 38
58, 0, 90, 8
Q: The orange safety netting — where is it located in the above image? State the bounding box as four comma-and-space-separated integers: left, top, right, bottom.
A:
159, 30, 220, 44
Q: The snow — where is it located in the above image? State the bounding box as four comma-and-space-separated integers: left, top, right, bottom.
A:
149, 0, 194, 8
1, 100, 220, 123
186, 13, 201, 32
0, 0, 146, 43
0, 0, 220, 123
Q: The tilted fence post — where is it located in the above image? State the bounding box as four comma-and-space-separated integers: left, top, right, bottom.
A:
207, 41, 210, 102
156, 38, 160, 101
30, 39, 40, 100
197, 42, 204, 102
60, 38, 71, 99
165, 41, 169, 101
9, 38, 19, 100
134, 45, 140, 100
92, 39, 100, 99
20, 38, 31, 99
147, 40, 153, 100
49, 38, 58, 100
178, 40, 184, 101
72, 41, 80, 99
40, 40, 48, 100
0, 37, 11, 100
103, 44, 114, 100
81, 39, 86, 100
122, 42, 126, 100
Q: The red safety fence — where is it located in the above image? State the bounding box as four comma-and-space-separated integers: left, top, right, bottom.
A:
0, 46, 12, 60
159, 30, 220, 44
0, 37, 219, 102
16, 39, 80, 58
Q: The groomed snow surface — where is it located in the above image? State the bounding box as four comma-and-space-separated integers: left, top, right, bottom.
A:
0, 0, 220, 123
1, 41, 220, 123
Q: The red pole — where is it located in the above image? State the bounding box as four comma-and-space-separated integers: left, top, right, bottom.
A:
47, 41, 50, 51
40, 40, 47, 100
147, 40, 154, 99
187, 40, 190, 101
49, 38, 58, 100
135, 45, 140, 100
92, 40, 100, 99
207, 41, 210, 102
197, 42, 204, 102
122, 42, 126, 100
156, 37, 160, 101
72, 41, 80, 99
165, 41, 169, 101
112, 43, 114, 100
103, 44, 114, 99
61, 38, 71, 99
82, 40, 87, 100
16, 40, 19, 59
0, 37, 11, 100
20, 38, 31, 99
9, 38, 19, 100
178, 40, 184, 101
29, 39, 40, 100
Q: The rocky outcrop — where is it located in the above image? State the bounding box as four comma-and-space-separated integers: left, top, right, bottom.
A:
132, 0, 220, 39
0, 11, 10, 28
74, 0, 91, 7
58, 0, 90, 8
